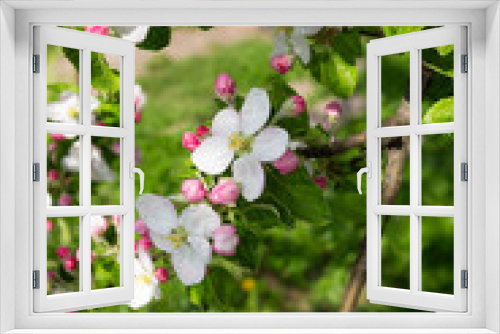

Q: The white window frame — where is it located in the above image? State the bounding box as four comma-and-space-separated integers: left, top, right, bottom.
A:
0, 1, 499, 333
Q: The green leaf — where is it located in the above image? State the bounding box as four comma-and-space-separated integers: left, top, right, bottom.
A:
332, 31, 364, 65
210, 257, 250, 281
382, 26, 424, 37
136, 27, 171, 51
436, 44, 454, 56
198, 26, 213, 31
424, 97, 454, 124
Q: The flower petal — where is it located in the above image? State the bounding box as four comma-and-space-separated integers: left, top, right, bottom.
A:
290, 32, 311, 64
192, 136, 234, 175
172, 244, 207, 286
252, 126, 289, 162
136, 194, 178, 235
240, 88, 270, 136
149, 231, 175, 253
294, 26, 322, 36
117, 26, 149, 43
233, 154, 265, 202
188, 236, 212, 264
180, 203, 221, 238
271, 30, 291, 57
211, 108, 240, 138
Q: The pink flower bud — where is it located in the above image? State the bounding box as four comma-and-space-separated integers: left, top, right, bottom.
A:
85, 26, 110, 36
90, 216, 108, 239
182, 131, 201, 152
291, 96, 307, 115
135, 111, 142, 123
47, 219, 53, 232
58, 193, 72, 206
51, 133, 66, 142
273, 150, 300, 175
48, 169, 60, 181
56, 246, 71, 259
181, 179, 207, 202
97, 122, 106, 127
47, 270, 57, 280
155, 267, 169, 283
138, 235, 154, 252
135, 219, 149, 236
314, 176, 328, 190
270, 54, 294, 74
209, 178, 240, 205
196, 125, 210, 139
48, 143, 57, 152
112, 215, 120, 227
324, 101, 342, 118
64, 256, 77, 272
212, 225, 239, 256
214, 73, 236, 100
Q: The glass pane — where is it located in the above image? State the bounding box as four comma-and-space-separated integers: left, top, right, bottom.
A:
421, 216, 454, 294
381, 52, 410, 127
421, 134, 454, 206
47, 134, 80, 206
91, 52, 121, 127
380, 136, 410, 205
47, 216, 80, 295
381, 215, 410, 290
92, 215, 121, 290
47, 45, 81, 124
421, 45, 454, 124
91, 137, 121, 205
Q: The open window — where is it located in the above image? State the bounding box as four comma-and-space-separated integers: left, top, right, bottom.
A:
362, 26, 467, 312
33, 26, 138, 312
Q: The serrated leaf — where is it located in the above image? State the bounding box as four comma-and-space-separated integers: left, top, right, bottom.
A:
424, 97, 454, 124
136, 27, 171, 51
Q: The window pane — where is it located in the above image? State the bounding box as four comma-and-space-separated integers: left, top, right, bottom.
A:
381, 136, 410, 205
91, 137, 121, 205
421, 216, 454, 294
91, 52, 121, 127
421, 134, 454, 206
421, 45, 454, 124
47, 134, 80, 207
47, 216, 80, 295
47, 45, 81, 124
381, 215, 410, 290
92, 215, 121, 290
381, 52, 410, 127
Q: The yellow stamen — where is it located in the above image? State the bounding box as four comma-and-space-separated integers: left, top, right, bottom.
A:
228, 132, 246, 150
242, 277, 256, 292
137, 274, 152, 285
68, 106, 79, 119
164, 226, 188, 249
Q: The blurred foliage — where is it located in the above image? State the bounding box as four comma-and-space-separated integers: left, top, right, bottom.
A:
46, 26, 456, 313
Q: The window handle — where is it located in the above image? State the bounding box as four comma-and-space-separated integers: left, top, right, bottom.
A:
357, 162, 371, 195
130, 162, 144, 194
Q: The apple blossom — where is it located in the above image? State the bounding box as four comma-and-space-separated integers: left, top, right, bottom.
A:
90, 215, 108, 241
272, 27, 323, 65
51, 133, 66, 142
155, 267, 169, 283
324, 101, 342, 120
273, 150, 300, 175
112, 215, 121, 227
64, 256, 77, 272
182, 131, 201, 152
181, 179, 207, 202
85, 26, 110, 36
47, 220, 53, 232
138, 235, 154, 252
270, 54, 294, 74
58, 193, 72, 206
212, 224, 239, 256
196, 125, 210, 139
136, 194, 221, 286
129, 246, 160, 309
63, 142, 116, 181
192, 88, 289, 201
215, 73, 236, 101
47, 91, 99, 134
56, 246, 71, 259
48, 169, 59, 181
209, 178, 240, 205
115, 26, 150, 43
290, 96, 307, 115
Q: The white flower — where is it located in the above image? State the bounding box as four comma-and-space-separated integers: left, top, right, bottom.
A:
136, 194, 221, 286
192, 88, 289, 201
272, 27, 323, 65
115, 26, 149, 43
129, 246, 160, 309
47, 193, 52, 206
47, 91, 99, 128
63, 142, 116, 182
134, 84, 146, 111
